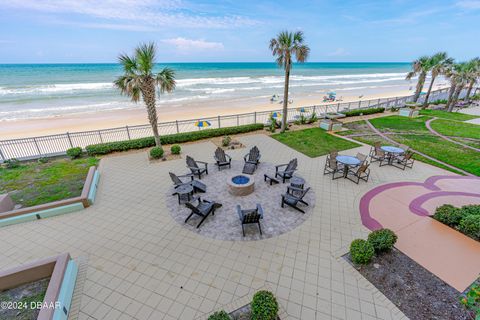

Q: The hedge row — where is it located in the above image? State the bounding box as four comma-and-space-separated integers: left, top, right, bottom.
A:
342, 107, 385, 117
85, 123, 264, 156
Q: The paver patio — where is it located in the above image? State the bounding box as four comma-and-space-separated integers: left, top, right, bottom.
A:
0, 133, 462, 319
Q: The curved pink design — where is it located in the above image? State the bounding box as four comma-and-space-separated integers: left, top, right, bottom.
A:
359, 175, 480, 292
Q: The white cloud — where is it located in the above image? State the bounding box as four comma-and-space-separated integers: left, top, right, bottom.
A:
456, 0, 480, 9
162, 38, 224, 52
0, 0, 258, 29
327, 48, 349, 57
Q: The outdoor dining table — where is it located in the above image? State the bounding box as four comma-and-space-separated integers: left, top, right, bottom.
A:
381, 146, 405, 164
336, 155, 361, 178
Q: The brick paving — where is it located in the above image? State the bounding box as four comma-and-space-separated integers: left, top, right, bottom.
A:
0, 133, 453, 319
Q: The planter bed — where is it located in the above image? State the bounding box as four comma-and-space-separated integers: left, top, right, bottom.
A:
0, 166, 99, 228
0, 253, 78, 320
229, 304, 281, 320
345, 248, 474, 320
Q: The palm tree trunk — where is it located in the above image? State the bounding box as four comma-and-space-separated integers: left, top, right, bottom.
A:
446, 82, 456, 111
413, 71, 426, 102
448, 84, 463, 112
281, 61, 291, 133
142, 78, 162, 147
465, 79, 475, 99
422, 75, 436, 108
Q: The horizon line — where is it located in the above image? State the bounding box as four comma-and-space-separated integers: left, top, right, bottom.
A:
0, 61, 411, 65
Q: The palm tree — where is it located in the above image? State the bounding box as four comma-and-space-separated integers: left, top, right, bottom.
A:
422, 52, 453, 108
114, 42, 175, 147
406, 56, 431, 103
269, 30, 310, 132
446, 62, 470, 112
465, 57, 480, 99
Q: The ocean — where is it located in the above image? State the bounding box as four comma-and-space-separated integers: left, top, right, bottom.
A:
0, 62, 417, 121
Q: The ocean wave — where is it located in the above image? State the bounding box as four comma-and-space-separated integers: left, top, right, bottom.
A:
0, 82, 113, 95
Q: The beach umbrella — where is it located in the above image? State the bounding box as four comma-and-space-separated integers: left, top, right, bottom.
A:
296, 107, 306, 113
327, 91, 336, 95
271, 112, 282, 118
195, 120, 211, 128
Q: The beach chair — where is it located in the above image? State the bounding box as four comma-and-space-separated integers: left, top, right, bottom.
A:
184, 197, 219, 228
275, 158, 298, 183
281, 186, 310, 213
213, 147, 231, 170
169, 172, 206, 193
244, 146, 261, 167
236, 204, 263, 236
186, 155, 209, 179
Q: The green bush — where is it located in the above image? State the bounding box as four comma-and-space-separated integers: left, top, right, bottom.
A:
342, 107, 385, 117
66, 147, 83, 159
350, 239, 375, 265
37, 157, 48, 164
469, 93, 480, 100
433, 204, 464, 227
251, 290, 278, 320
460, 284, 480, 317
461, 205, 480, 217
459, 215, 480, 241
207, 310, 231, 320
149, 147, 164, 159
85, 123, 263, 156
170, 144, 181, 154
222, 135, 231, 147
4, 158, 20, 169
367, 229, 397, 254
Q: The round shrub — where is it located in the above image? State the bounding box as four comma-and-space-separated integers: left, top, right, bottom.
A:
66, 147, 83, 159
149, 146, 164, 159
459, 215, 480, 241
350, 239, 375, 265
222, 135, 231, 147
367, 229, 397, 254
433, 204, 464, 227
4, 158, 20, 169
208, 310, 231, 320
251, 290, 278, 320
170, 144, 181, 155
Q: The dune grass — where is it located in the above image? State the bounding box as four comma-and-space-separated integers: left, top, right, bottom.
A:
0, 157, 99, 207
272, 128, 360, 157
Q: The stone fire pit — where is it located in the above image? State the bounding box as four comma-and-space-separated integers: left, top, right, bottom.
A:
227, 174, 255, 196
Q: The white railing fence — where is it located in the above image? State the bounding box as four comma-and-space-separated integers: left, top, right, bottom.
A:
0, 87, 457, 162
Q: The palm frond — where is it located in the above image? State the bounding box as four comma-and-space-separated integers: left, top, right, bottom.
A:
118, 54, 138, 74
114, 74, 142, 102
156, 67, 176, 93
135, 42, 156, 75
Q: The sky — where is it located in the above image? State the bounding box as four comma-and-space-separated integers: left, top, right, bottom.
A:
0, 0, 479, 63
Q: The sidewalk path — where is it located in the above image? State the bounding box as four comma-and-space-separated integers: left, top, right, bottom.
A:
425, 117, 480, 152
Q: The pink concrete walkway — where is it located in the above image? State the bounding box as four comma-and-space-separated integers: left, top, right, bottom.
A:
359, 175, 480, 292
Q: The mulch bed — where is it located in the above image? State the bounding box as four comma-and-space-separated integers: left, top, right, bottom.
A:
346, 248, 475, 320
229, 304, 280, 320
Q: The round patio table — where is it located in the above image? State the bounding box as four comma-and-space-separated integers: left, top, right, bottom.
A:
290, 176, 306, 190
176, 184, 194, 204
336, 155, 361, 178
381, 146, 404, 154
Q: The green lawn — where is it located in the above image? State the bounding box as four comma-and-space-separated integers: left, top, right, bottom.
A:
419, 109, 479, 121
0, 157, 99, 207
272, 128, 360, 157
430, 119, 480, 139
369, 116, 430, 133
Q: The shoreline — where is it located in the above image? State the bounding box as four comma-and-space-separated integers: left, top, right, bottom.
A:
0, 86, 446, 140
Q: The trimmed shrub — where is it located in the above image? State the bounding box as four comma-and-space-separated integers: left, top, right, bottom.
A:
459, 215, 480, 241
251, 290, 278, 320
208, 310, 231, 320
85, 123, 263, 156
433, 204, 464, 227
222, 135, 231, 147
170, 144, 181, 154
4, 158, 20, 169
66, 147, 83, 159
367, 229, 397, 254
350, 239, 375, 265
342, 107, 385, 117
431, 99, 448, 105
149, 147, 164, 159
461, 205, 480, 217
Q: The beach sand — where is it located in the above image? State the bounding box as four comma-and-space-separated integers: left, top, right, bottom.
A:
0, 86, 442, 139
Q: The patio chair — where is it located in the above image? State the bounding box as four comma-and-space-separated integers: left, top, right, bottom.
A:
329, 149, 338, 159
323, 157, 344, 180
346, 162, 371, 184
186, 155, 208, 179
184, 197, 219, 228
356, 152, 367, 164
275, 158, 298, 183
281, 186, 310, 213
213, 147, 231, 170
244, 146, 261, 167
370, 147, 386, 164
369, 142, 382, 157
169, 172, 206, 193
392, 151, 415, 170
236, 204, 263, 236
